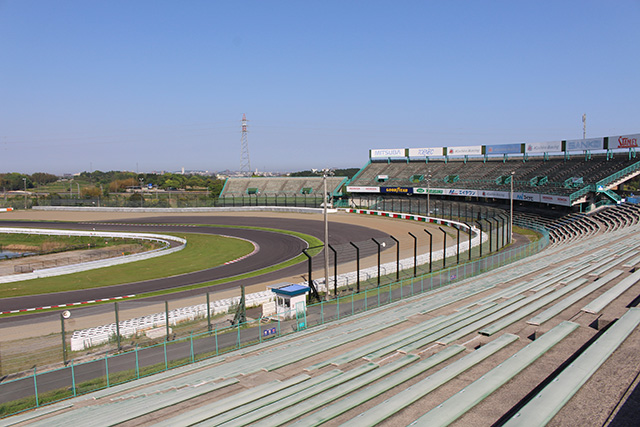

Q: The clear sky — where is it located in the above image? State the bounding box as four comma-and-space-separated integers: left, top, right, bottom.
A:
1, 1, 639, 175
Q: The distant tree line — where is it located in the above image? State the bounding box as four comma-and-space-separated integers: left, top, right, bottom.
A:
0, 172, 58, 191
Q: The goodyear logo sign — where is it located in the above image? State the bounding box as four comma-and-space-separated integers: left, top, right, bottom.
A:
381, 187, 413, 195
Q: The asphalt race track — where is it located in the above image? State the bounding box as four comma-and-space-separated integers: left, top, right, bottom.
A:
0, 216, 390, 315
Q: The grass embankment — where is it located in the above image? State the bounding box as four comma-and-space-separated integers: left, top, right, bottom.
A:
0, 227, 322, 300
0, 234, 158, 253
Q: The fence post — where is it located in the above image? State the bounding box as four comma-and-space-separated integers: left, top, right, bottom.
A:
105, 354, 110, 387
71, 359, 76, 397
206, 292, 212, 332
165, 301, 170, 341
33, 367, 39, 407
164, 341, 168, 371
190, 332, 194, 363
214, 325, 219, 354
135, 345, 140, 379
115, 302, 121, 351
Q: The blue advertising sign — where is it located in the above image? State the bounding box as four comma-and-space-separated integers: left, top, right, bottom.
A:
485, 143, 523, 155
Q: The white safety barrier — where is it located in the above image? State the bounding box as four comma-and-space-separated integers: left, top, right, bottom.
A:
70, 291, 274, 350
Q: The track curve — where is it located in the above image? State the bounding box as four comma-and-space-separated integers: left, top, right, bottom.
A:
0, 215, 390, 314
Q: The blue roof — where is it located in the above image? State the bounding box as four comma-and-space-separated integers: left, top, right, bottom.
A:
272, 284, 310, 297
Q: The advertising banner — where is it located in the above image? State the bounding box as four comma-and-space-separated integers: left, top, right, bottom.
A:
515, 192, 541, 203
381, 186, 413, 195
479, 190, 509, 199
446, 145, 483, 156
370, 148, 406, 158
408, 147, 444, 157
565, 138, 604, 151
525, 141, 562, 153
609, 133, 640, 149
346, 186, 380, 193
414, 188, 444, 195
540, 194, 572, 206
485, 143, 524, 155
445, 189, 478, 197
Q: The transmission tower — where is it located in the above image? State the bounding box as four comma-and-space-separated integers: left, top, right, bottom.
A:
240, 113, 251, 175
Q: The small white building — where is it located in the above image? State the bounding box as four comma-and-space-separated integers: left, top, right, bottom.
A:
270, 284, 310, 320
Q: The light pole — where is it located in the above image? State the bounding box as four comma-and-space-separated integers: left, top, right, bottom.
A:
427, 170, 431, 217
61, 310, 71, 365
510, 171, 515, 243
322, 169, 333, 299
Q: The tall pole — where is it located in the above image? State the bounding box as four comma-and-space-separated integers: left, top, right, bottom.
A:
510, 171, 515, 243
424, 229, 433, 272
427, 170, 431, 217
372, 238, 382, 287
390, 235, 400, 281
475, 220, 483, 257
349, 242, 360, 293
23, 177, 27, 209
439, 227, 447, 268
115, 302, 121, 351
328, 244, 337, 297
323, 170, 330, 300
408, 232, 417, 277
463, 222, 472, 260
456, 227, 460, 264
60, 311, 69, 365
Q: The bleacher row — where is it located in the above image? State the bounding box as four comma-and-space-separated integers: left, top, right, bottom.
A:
516, 203, 640, 246
12, 208, 640, 426
221, 176, 348, 197
349, 155, 639, 196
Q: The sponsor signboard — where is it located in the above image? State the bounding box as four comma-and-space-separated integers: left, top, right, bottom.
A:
540, 194, 572, 206
609, 133, 640, 149
381, 186, 413, 195
515, 192, 541, 203
346, 186, 381, 193
370, 148, 406, 158
445, 189, 478, 197
485, 143, 524, 155
446, 145, 483, 156
479, 190, 509, 199
414, 188, 444, 195
525, 141, 563, 153
408, 147, 444, 157
565, 138, 604, 151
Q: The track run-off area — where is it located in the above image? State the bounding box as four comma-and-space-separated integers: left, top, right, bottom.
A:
0, 209, 446, 332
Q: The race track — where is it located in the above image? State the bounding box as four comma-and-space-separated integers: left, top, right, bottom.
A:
0, 215, 391, 314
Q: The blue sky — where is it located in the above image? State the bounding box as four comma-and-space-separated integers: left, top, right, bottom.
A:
1, 1, 639, 174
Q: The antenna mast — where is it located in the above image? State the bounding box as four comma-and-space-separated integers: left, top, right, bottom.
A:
582, 113, 586, 139
240, 113, 251, 175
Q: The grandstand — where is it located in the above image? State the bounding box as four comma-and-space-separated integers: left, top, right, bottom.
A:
347, 132, 640, 211
221, 176, 348, 199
